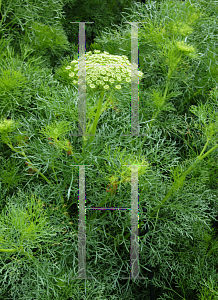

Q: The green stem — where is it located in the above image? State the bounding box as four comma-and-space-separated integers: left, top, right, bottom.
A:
199, 138, 210, 157
71, 153, 79, 164
149, 54, 182, 129
52, 165, 58, 185
89, 90, 104, 139
0, 248, 17, 253
149, 139, 217, 220
199, 142, 218, 160
84, 90, 104, 152
150, 110, 160, 127
149, 72, 171, 129
5, 138, 54, 187
0, 246, 36, 261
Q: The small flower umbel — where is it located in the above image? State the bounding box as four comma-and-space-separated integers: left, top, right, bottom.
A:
39, 120, 78, 163
65, 50, 144, 151
99, 146, 150, 196
0, 118, 19, 145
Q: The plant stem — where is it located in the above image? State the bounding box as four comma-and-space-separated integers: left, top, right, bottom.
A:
89, 90, 104, 139
149, 139, 217, 220
0, 246, 36, 261
52, 165, 58, 185
83, 90, 104, 152
0, 248, 17, 253
149, 72, 171, 129
71, 153, 79, 164
199, 138, 210, 157
149, 54, 182, 129
5, 138, 54, 187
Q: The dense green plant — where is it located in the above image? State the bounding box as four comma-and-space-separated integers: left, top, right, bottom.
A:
22, 21, 70, 58
197, 277, 218, 300
0, 0, 70, 67
0, 0, 218, 299
0, 68, 28, 115
1, 89, 218, 299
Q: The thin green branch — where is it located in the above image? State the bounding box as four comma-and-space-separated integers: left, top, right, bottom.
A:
115, 141, 218, 247
5, 138, 54, 187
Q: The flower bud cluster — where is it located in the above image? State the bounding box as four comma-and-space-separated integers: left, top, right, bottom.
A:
0, 119, 19, 134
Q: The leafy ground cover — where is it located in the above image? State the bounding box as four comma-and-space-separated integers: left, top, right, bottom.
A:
0, 0, 218, 299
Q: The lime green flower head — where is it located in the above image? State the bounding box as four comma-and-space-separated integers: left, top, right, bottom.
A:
103, 146, 150, 188
66, 50, 144, 92
175, 41, 195, 55
0, 118, 19, 144
0, 119, 19, 134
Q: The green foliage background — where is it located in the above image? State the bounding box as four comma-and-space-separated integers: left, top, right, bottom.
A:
0, 0, 218, 299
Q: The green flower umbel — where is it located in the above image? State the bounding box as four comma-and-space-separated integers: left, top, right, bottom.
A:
66, 50, 144, 92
